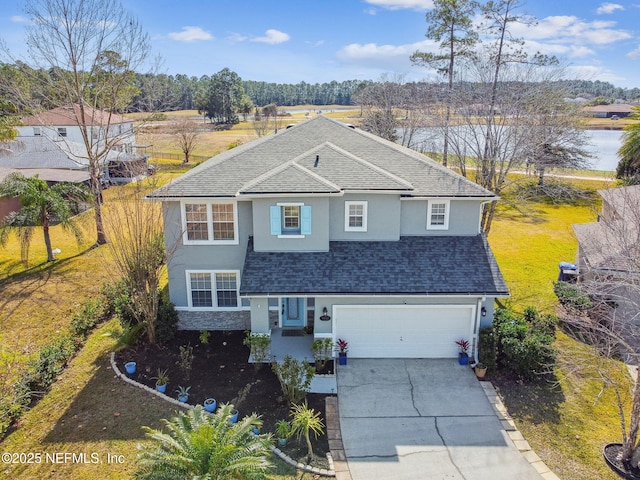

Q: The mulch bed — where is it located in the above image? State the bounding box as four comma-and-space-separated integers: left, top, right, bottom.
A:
114, 330, 331, 467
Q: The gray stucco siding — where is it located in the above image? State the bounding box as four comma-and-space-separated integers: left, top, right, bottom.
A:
163, 200, 252, 308
252, 197, 330, 252
329, 194, 401, 241
400, 199, 482, 236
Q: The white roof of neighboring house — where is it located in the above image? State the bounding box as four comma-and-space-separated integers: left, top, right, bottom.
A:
0, 136, 128, 170
573, 185, 640, 274
21, 104, 130, 127
0, 166, 89, 184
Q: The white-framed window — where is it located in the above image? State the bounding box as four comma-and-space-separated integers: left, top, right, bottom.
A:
57, 127, 67, 137
344, 201, 368, 232
427, 200, 450, 230
270, 203, 312, 237
186, 270, 240, 309
33, 127, 41, 136
181, 201, 238, 245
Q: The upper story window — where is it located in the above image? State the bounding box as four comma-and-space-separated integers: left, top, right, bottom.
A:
427, 200, 450, 230
186, 270, 239, 309
270, 203, 311, 237
181, 201, 238, 245
33, 127, 41, 136
345, 201, 368, 232
57, 127, 67, 137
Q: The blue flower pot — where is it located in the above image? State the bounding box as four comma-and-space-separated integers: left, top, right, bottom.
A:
204, 398, 217, 413
338, 354, 347, 366
156, 383, 167, 393
458, 353, 469, 365
125, 362, 136, 374
230, 410, 239, 423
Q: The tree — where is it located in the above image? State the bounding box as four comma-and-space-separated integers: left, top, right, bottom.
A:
0, 173, 90, 265
105, 180, 166, 344
135, 404, 273, 480
354, 74, 409, 142
171, 117, 200, 164
197, 68, 245, 124
289, 402, 325, 463
617, 106, 640, 183
558, 186, 640, 473
5, 0, 151, 246
410, 0, 479, 167
0, 97, 19, 142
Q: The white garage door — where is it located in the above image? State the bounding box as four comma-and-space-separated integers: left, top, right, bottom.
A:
334, 305, 475, 358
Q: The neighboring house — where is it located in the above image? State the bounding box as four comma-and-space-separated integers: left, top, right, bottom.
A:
13, 105, 149, 184
583, 104, 633, 119
148, 116, 509, 359
573, 185, 640, 326
0, 166, 90, 221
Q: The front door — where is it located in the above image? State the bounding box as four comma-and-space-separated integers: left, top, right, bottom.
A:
282, 298, 305, 328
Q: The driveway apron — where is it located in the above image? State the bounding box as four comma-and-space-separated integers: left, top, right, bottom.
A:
337, 359, 543, 480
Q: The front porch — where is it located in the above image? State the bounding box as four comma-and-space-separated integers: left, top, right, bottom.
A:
267, 328, 337, 395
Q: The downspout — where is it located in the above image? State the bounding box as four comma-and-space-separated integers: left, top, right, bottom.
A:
473, 297, 485, 363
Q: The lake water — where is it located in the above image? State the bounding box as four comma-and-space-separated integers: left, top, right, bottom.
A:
584, 129, 623, 172
407, 127, 623, 172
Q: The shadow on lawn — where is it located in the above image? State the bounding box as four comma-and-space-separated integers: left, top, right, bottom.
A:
492, 372, 565, 425
41, 354, 177, 443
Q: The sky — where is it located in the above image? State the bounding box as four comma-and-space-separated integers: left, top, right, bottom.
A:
1, 0, 640, 89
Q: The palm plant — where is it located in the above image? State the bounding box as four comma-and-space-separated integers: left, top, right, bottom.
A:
0, 173, 90, 265
135, 404, 273, 480
617, 106, 640, 182
289, 402, 325, 463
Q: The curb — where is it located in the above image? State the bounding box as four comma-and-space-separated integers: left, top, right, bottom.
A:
109, 352, 335, 477
480, 381, 561, 480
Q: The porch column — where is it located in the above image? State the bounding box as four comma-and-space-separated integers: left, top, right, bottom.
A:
249, 297, 270, 334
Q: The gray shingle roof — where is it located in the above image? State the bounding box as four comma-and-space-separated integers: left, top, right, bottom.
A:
239, 235, 509, 296
148, 116, 495, 199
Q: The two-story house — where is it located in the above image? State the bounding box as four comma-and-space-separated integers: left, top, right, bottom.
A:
10, 104, 149, 183
148, 116, 508, 359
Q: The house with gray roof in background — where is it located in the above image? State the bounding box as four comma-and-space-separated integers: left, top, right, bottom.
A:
148, 115, 508, 361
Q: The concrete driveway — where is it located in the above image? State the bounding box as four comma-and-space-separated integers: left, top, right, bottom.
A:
337, 359, 543, 480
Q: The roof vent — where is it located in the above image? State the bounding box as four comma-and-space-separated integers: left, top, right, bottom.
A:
314, 154, 319, 167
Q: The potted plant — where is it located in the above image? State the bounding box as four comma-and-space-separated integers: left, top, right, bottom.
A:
474, 362, 487, 379
124, 361, 136, 375
153, 368, 169, 393
203, 397, 217, 413
176, 385, 191, 403
336, 338, 349, 366
456, 339, 470, 365
275, 419, 291, 447
229, 408, 239, 424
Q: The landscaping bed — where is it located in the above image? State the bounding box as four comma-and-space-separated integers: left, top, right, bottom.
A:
114, 330, 331, 468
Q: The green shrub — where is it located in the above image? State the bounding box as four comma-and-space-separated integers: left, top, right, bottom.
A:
493, 307, 557, 381
554, 281, 593, 311
272, 355, 314, 405
478, 326, 497, 372
25, 334, 77, 392
156, 295, 179, 344
243, 332, 271, 367
69, 297, 105, 339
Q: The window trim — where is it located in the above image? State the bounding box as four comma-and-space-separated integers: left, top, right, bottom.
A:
273, 202, 311, 238
426, 199, 450, 230
181, 200, 239, 245
185, 270, 241, 311
344, 201, 368, 232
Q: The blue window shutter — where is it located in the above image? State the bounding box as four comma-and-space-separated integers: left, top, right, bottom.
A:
270, 206, 281, 235
301, 206, 312, 235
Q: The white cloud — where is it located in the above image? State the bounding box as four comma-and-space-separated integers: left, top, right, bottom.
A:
510, 15, 631, 46
252, 29, 290, 45
338, 40, 434, 62
628, 45, 640, 59
363, 0, 433, 11
596, 3, 624, 14
168, 26, 213, 42
10, 15, 27, 23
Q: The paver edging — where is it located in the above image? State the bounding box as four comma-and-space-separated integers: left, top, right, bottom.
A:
480, 379, 558, 478
109, 352, 335, 477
